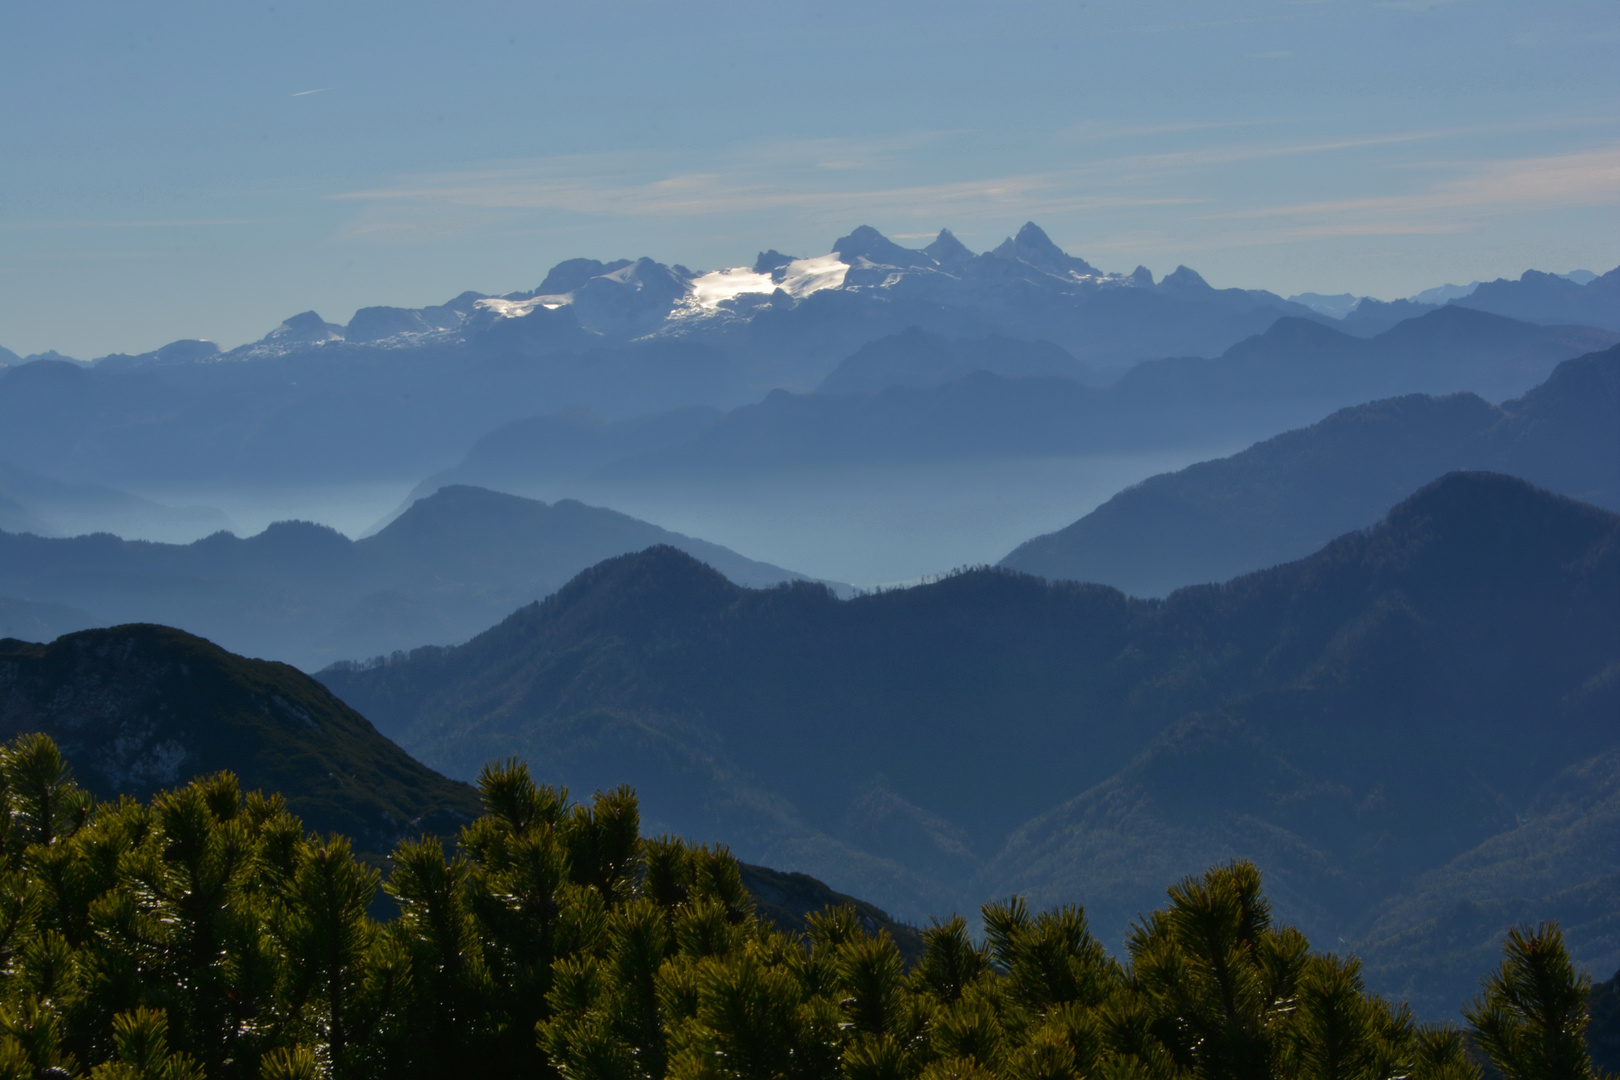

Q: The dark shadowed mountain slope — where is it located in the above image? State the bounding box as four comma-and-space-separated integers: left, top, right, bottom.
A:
1000, 345, 1620, 595
1350, 744, 1619, 1018
739, 863, 925, 963
594, 307, 1613, 480
0, 625, 482, 851
0, 624, 905, 943
1592, 967, 1620, 1075
0, 485, 819, 671
317, 474, 1619, 1016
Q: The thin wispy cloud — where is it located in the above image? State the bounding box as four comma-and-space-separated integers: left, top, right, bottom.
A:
1102, 118, 1614, 174
1209, 146, 1620, 223
0, 218, 268, 231
333, 161, 1197, 240
328, 131, 1195, 242
291, 87, 335, 97
325, 120, 1619, 266
1377, 0, 1472, 10
1054, 118, 1271, 144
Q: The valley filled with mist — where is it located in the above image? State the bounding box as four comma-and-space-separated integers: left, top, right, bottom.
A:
2, 220, 1617, 1067
5, 1, 1618, 1072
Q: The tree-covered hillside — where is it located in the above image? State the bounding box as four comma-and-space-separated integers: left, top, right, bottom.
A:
319, 473, 1620, 1015
0, 626, 482, 853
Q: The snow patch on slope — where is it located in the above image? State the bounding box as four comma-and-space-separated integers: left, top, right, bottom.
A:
684, 254, 850, 311
475, 295, 569, 319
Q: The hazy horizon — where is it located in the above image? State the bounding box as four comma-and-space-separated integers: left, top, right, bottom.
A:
3, 0, 1617, 358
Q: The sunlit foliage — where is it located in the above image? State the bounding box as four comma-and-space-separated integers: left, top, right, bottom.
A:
0, 735, 1597, 1079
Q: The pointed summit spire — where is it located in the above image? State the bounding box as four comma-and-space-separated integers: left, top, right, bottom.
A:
1157, 265, 1212, 293
1014, 222, 1064, 257
923, 228, 974, 268
991, 223, 1100, 277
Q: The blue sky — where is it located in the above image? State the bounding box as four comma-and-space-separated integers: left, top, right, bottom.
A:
2, 0, 1617, 358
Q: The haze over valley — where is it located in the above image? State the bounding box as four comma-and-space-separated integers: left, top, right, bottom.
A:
2, 2, 1617, 1069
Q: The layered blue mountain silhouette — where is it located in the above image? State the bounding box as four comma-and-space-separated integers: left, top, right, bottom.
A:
0, 485, 825, 671
2, 222, 1616, 1021
318, 472, 1619, 1017
419, 307, 1612, 497
5, 222, 1611, 494
1000, 345, 1620, 595
1297, 266, 1620, 336
0, 460, 229, 540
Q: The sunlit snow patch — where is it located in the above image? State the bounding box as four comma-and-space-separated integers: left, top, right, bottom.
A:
688, 267, 777, 307
685, 254, 849, 311
475, 295, 569, 319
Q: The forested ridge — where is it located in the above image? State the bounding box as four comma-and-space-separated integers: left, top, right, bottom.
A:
0, 732, 1606, 1080
318, 472, 1620, 1012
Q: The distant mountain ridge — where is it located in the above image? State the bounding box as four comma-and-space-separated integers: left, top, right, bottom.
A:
999, 345, 1620, 595
1292, 265, 1619, 336
2, 222, 1610, 493
817, 327, 1095, 395
0, 485, 822, 671
318, 472, 1619, 1015
0, 221, 1323, 488
0, 460, 230, 541
1455, 265, 1620, 330
569, 307, 1613, 482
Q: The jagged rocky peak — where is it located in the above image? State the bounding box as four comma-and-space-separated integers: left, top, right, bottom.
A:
562, 257, 694, 337
832, 225, 935, 269
345, 306, 432, 343
1129, 265, 1155, 287
534, 258, 634, 296
991, 222, 1101, 277
754, 249, 797, 275
265, 311, 344, 344
437, 291, 490, 316
923, 228, 975, 268
586, 257, 692, 300
1157, 265, 1212, 293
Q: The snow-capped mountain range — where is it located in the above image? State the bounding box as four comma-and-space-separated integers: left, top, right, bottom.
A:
58, 223, 1323, 372
7, 222, 1614, 380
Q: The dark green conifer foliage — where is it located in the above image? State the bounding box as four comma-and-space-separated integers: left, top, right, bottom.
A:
0, 735, 1601, 1080
1410, 1025, 1484, 1080
1127, 862, 1306, 1080
914, 917, 989, 1005
1464, 923, 1596, 1080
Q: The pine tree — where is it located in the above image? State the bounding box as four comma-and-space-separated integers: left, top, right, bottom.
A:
0, 734, 1602, 1079
1465, 922, 1595, 1080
